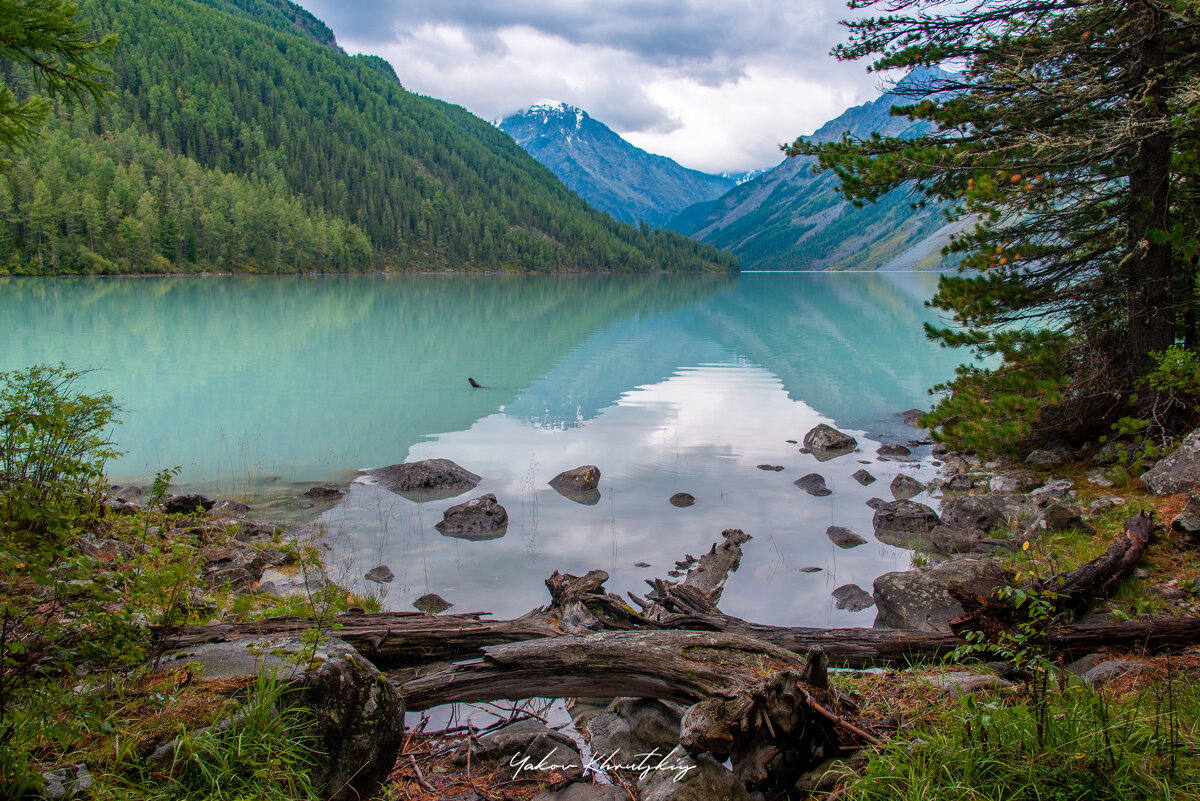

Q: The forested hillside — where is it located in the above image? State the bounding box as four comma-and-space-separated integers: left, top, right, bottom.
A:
0, 0, 736, 274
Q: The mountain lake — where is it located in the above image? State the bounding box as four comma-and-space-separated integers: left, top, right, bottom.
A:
1, 271, 974, 628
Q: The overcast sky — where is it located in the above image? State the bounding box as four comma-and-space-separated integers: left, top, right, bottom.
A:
291, 0, 889, 174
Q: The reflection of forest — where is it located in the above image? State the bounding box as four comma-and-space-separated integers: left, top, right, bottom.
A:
0, 274, 734, 479
506, 273, 968, 436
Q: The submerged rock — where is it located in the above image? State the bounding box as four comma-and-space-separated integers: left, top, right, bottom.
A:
826, 525, 867, 549
303, 485, 344, 499
435, 493, 508, 538
852, 469, 877, 486
756, 464, 785, 471
366, 459, 481, 501
795, 473, 832, 497
670, 492, 696, 508
832, 583, 874, 612
900, 408, 926, 428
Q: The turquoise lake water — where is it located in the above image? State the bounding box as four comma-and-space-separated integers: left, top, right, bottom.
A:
1, 272, 972, 627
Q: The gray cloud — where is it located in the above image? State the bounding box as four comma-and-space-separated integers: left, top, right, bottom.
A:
293, 0, 878, 172
301, 0, 844, 73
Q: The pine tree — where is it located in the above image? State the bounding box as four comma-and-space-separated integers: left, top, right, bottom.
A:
793, 0, 1200, 450
0, 0, 115, 154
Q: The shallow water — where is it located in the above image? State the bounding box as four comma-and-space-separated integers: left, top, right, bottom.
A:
2, 272, 971, 627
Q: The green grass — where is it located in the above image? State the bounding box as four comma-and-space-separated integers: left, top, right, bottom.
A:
831, 671, 1200, 801
98, 671, 322, 801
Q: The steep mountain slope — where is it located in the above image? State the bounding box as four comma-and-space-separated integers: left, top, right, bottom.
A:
670, 69, 960, 271
0, 0, 735, 274
498, 102, 735, 227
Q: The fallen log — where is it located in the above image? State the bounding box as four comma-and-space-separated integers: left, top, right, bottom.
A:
401, 631, 852, 792
155, 518, 1198, 673
949, 511, 1159, 636
1038, 510, 1155, 608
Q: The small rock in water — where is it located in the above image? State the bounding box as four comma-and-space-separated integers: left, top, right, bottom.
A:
634, 561, 652, 568
826, 525, 867, 549
832, 584, 875, 612
364, 564, 394, 583
877, 443, 912, 458
669, 492, 696, 508
413, 593, 452, 614
436, 493, 509, 537
786, 439, 798, 444
756, 464, 785, 471
549, 465, 601, 494
798, 566, 823, 573
890, 473, 925, 501
900, 408, 926, 428
304, 485, 344, 499
803, 423, 858, 460
853, 469, 877, 485
794, 473, 832, 497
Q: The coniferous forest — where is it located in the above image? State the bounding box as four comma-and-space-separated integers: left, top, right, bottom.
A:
0, 0, 738, 274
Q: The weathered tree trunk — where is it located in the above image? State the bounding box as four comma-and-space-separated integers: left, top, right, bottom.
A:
402, 631, 857, 793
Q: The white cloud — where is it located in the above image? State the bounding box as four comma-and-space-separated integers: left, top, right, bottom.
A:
295, 0, 882, 173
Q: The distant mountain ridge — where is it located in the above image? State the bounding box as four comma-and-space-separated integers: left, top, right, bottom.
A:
498, 102, 737, 226
670, 68, 963, 271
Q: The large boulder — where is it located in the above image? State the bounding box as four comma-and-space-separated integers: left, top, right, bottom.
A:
872, 500, 942, 549
890, 474, 924, 501
156, 636, 404, 801
939, 495, 1007, 532
586, 697, 684, 775
1142, 428, 1200, 494
365, 459, 481, 500
873, 559, 1012, 631
435, 493, 508, 539
639, 752, 751, 801
803, 424, 857, 460
453, 718, 581, 770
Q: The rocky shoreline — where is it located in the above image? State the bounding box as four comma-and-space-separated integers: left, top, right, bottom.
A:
67, 418, 1200, 801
